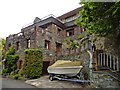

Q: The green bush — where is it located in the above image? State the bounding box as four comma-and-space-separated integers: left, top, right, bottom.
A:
3, 46, 19, 75
13, 74, 21, 80
6, 55, 19, 72
21, 49, 43, 79
2, 68, 10, 75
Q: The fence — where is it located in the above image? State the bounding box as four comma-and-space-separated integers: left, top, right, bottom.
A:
97, 53, 119, 72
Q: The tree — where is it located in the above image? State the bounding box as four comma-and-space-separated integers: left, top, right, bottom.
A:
76, 1, 120, 54
64, 38, 79, 60
76, 1, 120, 37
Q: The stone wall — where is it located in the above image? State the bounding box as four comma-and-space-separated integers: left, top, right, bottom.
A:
90, 71, 120, 88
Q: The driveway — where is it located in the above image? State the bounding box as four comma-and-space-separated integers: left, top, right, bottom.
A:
25, 75, 90, 88
2, 78, 38, 89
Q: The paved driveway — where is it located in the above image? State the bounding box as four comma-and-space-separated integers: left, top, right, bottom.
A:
2, 78, 38, 88
25, 75, 90, 88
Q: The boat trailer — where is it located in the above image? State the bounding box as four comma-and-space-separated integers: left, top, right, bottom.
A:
49, 68, 90, 84
49, 75, 90, 84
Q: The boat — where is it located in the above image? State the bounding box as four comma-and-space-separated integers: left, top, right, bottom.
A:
47, 60, 83, 77
47, 60, 90, 84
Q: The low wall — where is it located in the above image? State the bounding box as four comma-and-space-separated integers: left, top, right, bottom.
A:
90, 71, 120, 88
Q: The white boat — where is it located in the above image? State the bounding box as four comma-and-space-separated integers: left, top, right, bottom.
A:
47, 60, 83, 76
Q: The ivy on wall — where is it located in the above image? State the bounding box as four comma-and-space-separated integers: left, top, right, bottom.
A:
21, 49, 43, 79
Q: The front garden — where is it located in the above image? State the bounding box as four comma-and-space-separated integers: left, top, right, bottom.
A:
2, 46, 43, 80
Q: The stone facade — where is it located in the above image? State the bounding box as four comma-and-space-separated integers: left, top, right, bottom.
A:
5, 7, 120, 86
6, 7, 87, 70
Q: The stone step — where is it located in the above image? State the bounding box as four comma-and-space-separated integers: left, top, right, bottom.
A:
107, 71, 120, 82
92, 71, 120, 88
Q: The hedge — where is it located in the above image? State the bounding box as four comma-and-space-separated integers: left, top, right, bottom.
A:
21, 49, 43, 79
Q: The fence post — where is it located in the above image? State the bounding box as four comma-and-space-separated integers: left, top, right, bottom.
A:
106, 54, 109, 67
100, 53, 102, 66
117, 57, 119, 71
104, 53, 106, 66
98, 54, 100, 66
113, 56, 116, 70
110, 55, 112, 68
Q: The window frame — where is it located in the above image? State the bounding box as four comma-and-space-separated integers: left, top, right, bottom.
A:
66, 28, 74, 37
26, 38, 31, 48
45, 40, 50, 50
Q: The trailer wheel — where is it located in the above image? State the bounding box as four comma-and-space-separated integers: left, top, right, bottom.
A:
49, 76, 54, 81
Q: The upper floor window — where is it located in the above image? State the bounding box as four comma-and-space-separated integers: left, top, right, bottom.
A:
45, 40, 50, 50
56, 42, 62, 53
45, 31, 52, 40
8, 43, 11, 48
26, 39, 30, 48
57, 28, 62, 36
42, 26, 48, 31
80, 28, 85, 33
66, 28, 74, 37
65, 15, 78, 22
16, 41, 20, 50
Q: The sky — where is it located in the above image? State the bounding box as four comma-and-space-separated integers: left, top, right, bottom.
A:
0, 0, 80, 38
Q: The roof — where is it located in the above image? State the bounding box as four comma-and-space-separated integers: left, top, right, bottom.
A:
58, 7, 82, 20
21, 7, 82, 30
21, 15, 65, 30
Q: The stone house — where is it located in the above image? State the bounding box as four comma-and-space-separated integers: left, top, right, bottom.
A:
5, 7, 88, 74
5, 7, 120, 76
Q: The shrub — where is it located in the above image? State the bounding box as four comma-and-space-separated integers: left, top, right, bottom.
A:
2, 68, 10, 75
6, 55, 19, 72
21, 49, 43, 79
13, 74, 21, 80
3, 46, 19, 75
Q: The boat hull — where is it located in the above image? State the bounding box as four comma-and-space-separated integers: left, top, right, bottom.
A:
47, 66, 83, 76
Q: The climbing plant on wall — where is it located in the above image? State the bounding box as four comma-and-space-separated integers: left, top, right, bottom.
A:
21, 49, 43, 79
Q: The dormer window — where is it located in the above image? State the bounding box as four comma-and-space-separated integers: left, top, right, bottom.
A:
66, 28, 74, 37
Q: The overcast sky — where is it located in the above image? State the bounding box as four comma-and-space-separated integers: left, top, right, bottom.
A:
0, 0, 80, 38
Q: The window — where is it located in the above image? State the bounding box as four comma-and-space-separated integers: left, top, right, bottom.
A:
46, 31, 51, 36
45, 40, 50, 50
66, 28, 74, 36
42, 26, 48, 31
8, 43, 11, 48
16, 41, 20, 50
57, 28, 62, 36
45, 31, 52, 39
65, 15, 78, 22
26, 39, 30, 48
80, 28, 85, 33
56, 42, 62, 53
